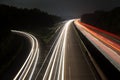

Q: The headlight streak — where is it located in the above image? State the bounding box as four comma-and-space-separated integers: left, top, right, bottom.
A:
11, 30, 40, 80
35, 23, 65, 80
28, 34, 39, 80
11, 19, 120, 80
74, 20, 120, 71
42, 20, 74, 80
43, 26, 65, 80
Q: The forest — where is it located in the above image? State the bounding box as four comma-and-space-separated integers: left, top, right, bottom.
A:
81, 7, 120, 35
0, 4, 62, 40
0, 4, 62, 55
0, 4, 62, 78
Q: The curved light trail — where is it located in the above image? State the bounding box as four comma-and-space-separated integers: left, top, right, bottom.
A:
74, 20, 120, 71
11, 19, 120, 80
42, 20, 74, 80
41, 19, 97, 80
11, 30, 40, 80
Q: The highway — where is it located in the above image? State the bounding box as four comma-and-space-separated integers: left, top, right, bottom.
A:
11, 19, 120, 80
74, 20, 120, 71
40, 20, 98, 80
11, 30, 40, 80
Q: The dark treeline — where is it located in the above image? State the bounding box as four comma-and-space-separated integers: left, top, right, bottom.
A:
0, 4, 62, 54
0, 4, 62, 39
81, 7, 120, 35
0, 4, 62, 77
0, 4, 62, 55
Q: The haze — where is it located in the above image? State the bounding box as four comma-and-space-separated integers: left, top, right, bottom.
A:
1, 0, 120, 18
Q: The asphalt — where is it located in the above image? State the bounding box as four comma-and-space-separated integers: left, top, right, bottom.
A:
64, 23, 96, 80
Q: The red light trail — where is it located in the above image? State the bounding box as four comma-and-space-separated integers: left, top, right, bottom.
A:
74, 19, 120, 71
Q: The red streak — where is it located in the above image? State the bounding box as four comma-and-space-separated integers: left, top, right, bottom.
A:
80, 21, 120, 40
75, 20, 120, 54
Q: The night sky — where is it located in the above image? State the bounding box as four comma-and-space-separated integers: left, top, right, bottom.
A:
0, 0, 120, 18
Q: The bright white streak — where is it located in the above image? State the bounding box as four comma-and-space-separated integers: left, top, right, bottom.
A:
75, 23, 120, 71
61, 20, 74, 80
43, 25, 66, 80
42, 20, 74, 80
35, 24, 64, 79
12, 30, 35, 80
29, 36, 39, 80
12, 30, 40, 80
22, 34, 39, 80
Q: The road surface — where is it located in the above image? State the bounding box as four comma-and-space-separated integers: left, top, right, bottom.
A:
12, 19, 120, 80
41, 20, 98, 80
74, 20, 120, 71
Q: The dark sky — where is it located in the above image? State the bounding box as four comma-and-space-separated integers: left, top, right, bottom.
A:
0, 0, 120, 18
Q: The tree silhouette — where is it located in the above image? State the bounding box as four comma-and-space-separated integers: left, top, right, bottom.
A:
81, 7, 120, 35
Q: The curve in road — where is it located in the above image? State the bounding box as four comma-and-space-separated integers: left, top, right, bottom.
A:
11, 30, 40, 80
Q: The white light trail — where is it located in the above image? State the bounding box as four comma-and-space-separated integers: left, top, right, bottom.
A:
75, 20, 120, 71
42, 20, 74, 80
11, 30, 40, 80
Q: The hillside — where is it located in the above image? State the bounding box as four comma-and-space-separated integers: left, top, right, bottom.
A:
0, 4, 62, 78
81, 7, 120, 35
